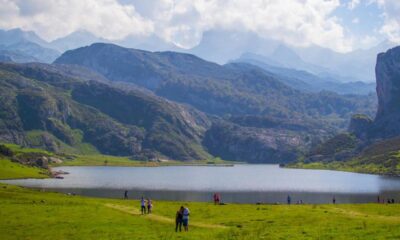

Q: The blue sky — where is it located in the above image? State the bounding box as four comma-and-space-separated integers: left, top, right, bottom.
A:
334, 0, 385, 47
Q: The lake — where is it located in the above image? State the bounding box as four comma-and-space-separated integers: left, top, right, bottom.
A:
2, 164, 400, 204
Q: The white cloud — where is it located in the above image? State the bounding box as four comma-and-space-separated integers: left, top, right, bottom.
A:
347, 0, 360, 10
0, 0, 353, 52
0, 0, 154, 41
352, 18, 360, 24
148, 0, 352, 52
374, 0, 400, 43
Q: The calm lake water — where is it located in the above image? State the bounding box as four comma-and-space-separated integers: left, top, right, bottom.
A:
3, 165, 400, 204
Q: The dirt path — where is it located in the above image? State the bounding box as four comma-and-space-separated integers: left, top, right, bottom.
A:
104, 203, 228, 229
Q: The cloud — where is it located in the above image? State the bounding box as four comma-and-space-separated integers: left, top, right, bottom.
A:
374, 0, 400, 43
0, 0, 154, 41
147, 0, 351, 52
347, 0, 360, 10
0, 0, 353, 51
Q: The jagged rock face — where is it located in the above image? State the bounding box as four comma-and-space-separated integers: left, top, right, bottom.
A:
376, 46, 400, 119
372, 46, 400, 138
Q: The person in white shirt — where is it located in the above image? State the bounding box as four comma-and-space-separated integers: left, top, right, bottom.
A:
182, 207, 190, 231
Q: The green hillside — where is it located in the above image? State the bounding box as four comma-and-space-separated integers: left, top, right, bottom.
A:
0, 63, 210, 161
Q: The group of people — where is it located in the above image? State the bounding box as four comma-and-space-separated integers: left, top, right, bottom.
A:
140, 196, 153, 214
377, 196, 396, 204
175, 206, 190, 232
286, 195, 337, 204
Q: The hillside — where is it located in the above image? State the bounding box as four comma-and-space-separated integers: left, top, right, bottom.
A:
51, 43, 380, 163
295, 46, 400, 175
55, 43, 376, 124
0, 62, 210, 161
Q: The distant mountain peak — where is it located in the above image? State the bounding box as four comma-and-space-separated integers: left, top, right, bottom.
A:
271, 44, 303, 62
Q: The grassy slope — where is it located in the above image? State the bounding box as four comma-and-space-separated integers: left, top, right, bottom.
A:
57, 155, 231, 167
0, 158, 48, 179
0, 184, 400, 240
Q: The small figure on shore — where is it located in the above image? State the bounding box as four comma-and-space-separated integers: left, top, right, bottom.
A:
377, 196, 380, 203
140, 196, 146, 214
175, 206, 184, 232
332, 196, 336, 204
124, 190, 128, 200
147, 198, 152, 214
287, 195, 291, 205
182, 206, 190, 232
213, 193, 220, 205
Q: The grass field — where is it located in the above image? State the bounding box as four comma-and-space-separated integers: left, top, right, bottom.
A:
1, 145, 400, 239
289, 161, 399, 176
57, 155, 232, 167
0, 158, 48, 179
0, 184, 400, 240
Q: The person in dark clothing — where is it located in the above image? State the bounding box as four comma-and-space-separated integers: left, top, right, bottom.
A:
333, 196, 336, 204
287, 195, 291, 205
175, 206, 184, 232
124, 190, 128, 199
147, 198, 152, 214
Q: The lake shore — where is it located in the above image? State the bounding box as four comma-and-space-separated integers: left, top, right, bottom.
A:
1, 183, 400, 240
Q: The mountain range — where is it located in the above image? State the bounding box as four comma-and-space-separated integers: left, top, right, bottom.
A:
49, 43, 375, 162
0, 28, 393, 164
0, 28, 393, 87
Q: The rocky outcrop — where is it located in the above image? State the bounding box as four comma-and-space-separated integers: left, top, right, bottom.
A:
371, 46, 400, 138
376, 46, 400, 119
203, 121, 312, 163
348, 114, 372, 139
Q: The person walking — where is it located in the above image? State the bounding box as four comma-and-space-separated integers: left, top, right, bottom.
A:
140, 196, 146, 214
124, 190, 128, 200
175, 206, 184, 232
287, 195, 291, 205
332, 196, 336, 204
147, 198, 152, 214
182, 206, 190, 232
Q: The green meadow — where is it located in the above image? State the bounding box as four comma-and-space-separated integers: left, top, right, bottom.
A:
1, 144, 400, 239
0, 184, 400, 240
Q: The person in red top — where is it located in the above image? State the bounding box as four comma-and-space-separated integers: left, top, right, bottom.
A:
213, 193, 221, 205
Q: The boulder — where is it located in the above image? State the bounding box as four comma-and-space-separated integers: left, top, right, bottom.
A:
48, 157, 63, 164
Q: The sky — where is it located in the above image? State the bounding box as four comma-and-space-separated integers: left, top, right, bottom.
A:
0, 0, 399, 52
